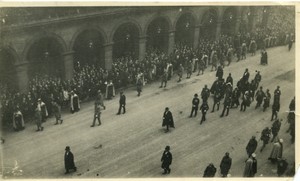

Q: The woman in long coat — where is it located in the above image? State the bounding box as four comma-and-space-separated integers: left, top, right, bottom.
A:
269, 139, 283, 163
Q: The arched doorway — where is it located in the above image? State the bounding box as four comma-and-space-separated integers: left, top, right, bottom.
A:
0, 48, 17, 91
113, 23, 139, 59
146, 17, 170, 53
26, 37, 64, 79
73, 29, 105, 68
201, 8, 218, 40
175, 13, 195, 47
221, 7, 237, 36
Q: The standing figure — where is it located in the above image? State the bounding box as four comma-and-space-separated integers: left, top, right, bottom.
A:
97, 90, 106, 110
249, 39, 257, 56
271, 100, 280, 121
254, 71, 262, 89
220, 95, 231, 117
190, 94, 200, 117
227, 46, 234, 66
105, 80, 115, 99
243, 153, 257, 177
231, 87, 240, 108
216, 66, 223, 80
211, 91, 221, 112
241, 42, 247, 60
91, 99, 101, 127
286, 112, 295, 144
260, 49, 268, 65
220, 152, 232, 177
177, 64, 184, 82
162, 107, 175, 133
263, 89, 271, 112
225, 73, 233, 86
160, 71, 168, 88
274, 86, 281, 103
255, 86, 265, 109
136, 75, 143, 97
288, 39, 293, 51
271, 119, 282, 142
161, 146, 172, 174
277, 158, 288, 176
197, 56, 205, 75
211, 51, 218, 71
35, 107, 44, 131
37, 98, 48, 122
289, 96, 295, 112
52, 100, 63, 125
203, 163, 217, 177
242, 69, 250, 83
240, 91, 251, 112
201, 85, 210, 103
64, 146, 77, 174
246, 136, 258, 157
200, 101, 209, 125
12, 107, 25, 131
117, 91, 126, 115
260, 127, 271, 152
70, 91, 80, 113
186, 60, 193, 78
268, 139, 283, 164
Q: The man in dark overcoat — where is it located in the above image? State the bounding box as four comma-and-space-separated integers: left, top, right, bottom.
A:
203, 163, 217, 177
260, 127, 271, 152
161, 146, 172, 174
220, 152, 232, 177
64, 146, 77, 174
200, 101, 209, 125
201, 85, 210, 103
117, 91, 126, 115
246, 136, 258, 157
216, 66, 223, 80
220, 95, 231, 117
263, 89, 271, 112
162, 107, 175, 133
255, 86, 265, 109
271, 119, 282, 142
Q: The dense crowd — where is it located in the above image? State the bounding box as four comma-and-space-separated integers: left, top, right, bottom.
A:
0, 8, 295, 130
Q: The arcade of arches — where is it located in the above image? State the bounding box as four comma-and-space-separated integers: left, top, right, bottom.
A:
0, 6, 271, 92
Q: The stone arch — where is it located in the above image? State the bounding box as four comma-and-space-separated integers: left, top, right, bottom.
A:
174, 11, 197, 47
22, 31, 67, 61
221, 7, 238, 36
0, 45, 20, 64
111, 21, 141, 59
144, 14, 172, 35
145, 15, 171, 53
200, 7, 219, 39
69, 25, 108, 51
109, 18, 143, 43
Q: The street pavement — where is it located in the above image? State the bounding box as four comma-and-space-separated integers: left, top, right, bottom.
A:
0, 45, 296, 179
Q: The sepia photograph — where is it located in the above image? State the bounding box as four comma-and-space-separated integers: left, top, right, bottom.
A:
0, 2, 297, 180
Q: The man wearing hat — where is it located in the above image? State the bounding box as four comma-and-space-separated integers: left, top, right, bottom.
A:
117, 91, 126, 115
52, 100, 63, 125
246, 136, 258, 158
200, 101, 209, 125
37, 98, 48, 122
255, 86, 265, 109
70, 91, 80, 114
203, 163, 217, 177
220, 152, 232, 177
64, 146, 77, 174
189, 94, 200, 117
271, 119, 282, 142
161, 146, 172, 174
162, 107, 175, 133
243, 153, 257, 177
34, 107, 44, 131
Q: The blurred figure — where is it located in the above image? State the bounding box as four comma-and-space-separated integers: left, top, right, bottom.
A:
64, 146, 77, 174
161, 146, 172, 175
203, 163, 217, 177
220, 152, 232, 177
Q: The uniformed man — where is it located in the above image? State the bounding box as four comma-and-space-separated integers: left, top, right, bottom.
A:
260, 127, 271, 152
274, 86, 281, 102
160, 70, 168, 88
271, 100, 280, 121
190, 94, 200, 117
91, 100, 101, 127
271, 119, 282, 142
52, 100, 63, 125
162, 107, 175, 133
231, 87, 240, 108
211, 91, 221, 112
200, 101, 209, 125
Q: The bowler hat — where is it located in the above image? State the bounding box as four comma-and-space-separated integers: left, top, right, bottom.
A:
65, 146, 70, 151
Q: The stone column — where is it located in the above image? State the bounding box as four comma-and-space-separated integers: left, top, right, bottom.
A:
139, 36, 147, 61
62, 51, 74, 80
193, 25, 201, 49
15, 63, 29, 92
215, 21, 222, 40
103, 42, 113, 70
168, 30, 175, 55
235, 7, 242, 34
250, 8, 258, 33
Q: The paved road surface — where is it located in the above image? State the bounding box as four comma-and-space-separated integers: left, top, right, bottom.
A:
1, 45, 295, 178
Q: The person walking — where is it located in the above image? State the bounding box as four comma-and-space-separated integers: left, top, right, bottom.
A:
246, 136, 258, 157
117, 91, 126, 115
263, 89, 271, 112
51, 100, 63, 125
177, 64, 184, 82
162, 107, 175, 133
220, 152, 232, 177
64, 146, 77, 174
12, 107, 25, 131
203, 163, 217, 177
260, 127, 271, 152
271, 119, 282, 142
189, 94, 200, 117
220, 95, 231, 117
35, 107, 44, 132
255, 86, 265, 109
243, 153, 257, 177
160, 71, 168, 88
277, 158, 288, 177
161, 146, 172, 175
91, 100, 101, 127
200, 101, 209, 125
